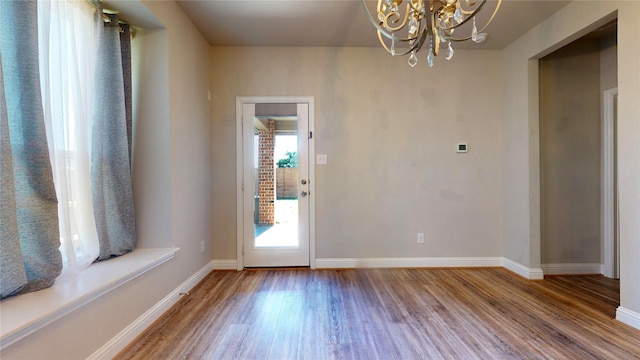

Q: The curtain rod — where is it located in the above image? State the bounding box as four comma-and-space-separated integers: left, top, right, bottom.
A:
90, 0, 134, 37
102, 12, 124, 33
101, 11, 136, 38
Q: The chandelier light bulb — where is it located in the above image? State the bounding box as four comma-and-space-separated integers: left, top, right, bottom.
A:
473, 32, 488, 44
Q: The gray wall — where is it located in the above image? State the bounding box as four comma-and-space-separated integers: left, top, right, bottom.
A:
210, 47, 504, 260
539, 37, 602, 265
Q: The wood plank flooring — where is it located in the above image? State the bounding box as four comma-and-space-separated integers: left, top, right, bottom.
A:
116, 268, 640, 359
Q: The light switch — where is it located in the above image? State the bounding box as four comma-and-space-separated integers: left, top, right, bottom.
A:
456, 143, 468, 153
316, 154, 328, 165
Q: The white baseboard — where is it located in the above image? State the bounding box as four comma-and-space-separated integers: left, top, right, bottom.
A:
616, 306, 640, 330
88, 260, 215, 360
316, 257, 547, 281
315, 257, 503, 269
541, 263, 601, 275
502, 258, 544, 280
210, 259, 237, 270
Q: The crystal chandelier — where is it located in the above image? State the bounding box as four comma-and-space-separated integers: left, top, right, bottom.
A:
363, 0, 502, 67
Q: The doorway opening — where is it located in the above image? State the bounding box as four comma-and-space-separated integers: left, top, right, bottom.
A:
254, 125, 299, 247
538, 19, 618, 282
236, 97, 315, 269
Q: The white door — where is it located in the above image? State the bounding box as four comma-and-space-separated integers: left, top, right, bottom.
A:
241, 101, 311, 267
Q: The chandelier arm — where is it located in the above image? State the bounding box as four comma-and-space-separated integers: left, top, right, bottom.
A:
406, 0, 424, 14
363, 0, 396, 41
376, 30, 423, 56
475, 0, 501, 33
447, 36, 472, 42
431, 11, 440, 56
364, 0, 401, 41
444, 0, 501, 40
383, 3, 411, 33
414, 29, 428, 52
376, 0, 385, 14
457, 0, 483, 15
363, 0, 424, 43
438, 0, 487, 31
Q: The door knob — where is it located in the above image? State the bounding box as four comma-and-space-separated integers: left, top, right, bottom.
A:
301, 191, 308, 197
301, 179, 307, 185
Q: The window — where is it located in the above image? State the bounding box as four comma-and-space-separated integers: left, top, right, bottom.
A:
38, 0, 101, 274
1, 0, 136, 299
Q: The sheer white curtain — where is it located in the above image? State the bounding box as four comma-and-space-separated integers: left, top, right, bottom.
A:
38, 0, 100, 274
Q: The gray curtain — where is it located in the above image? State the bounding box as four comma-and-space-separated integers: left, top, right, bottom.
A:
92, 8, 136, 260
0, 1, 62, 298
121, 23, 133, 161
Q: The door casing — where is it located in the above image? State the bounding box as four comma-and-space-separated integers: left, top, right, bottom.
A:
602, 87, 618, 279
235, 96, 315, 270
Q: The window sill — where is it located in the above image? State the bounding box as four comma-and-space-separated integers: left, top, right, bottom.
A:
0, 247, 179, 350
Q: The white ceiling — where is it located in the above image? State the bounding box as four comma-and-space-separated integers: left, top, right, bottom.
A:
176, 0, 571, 50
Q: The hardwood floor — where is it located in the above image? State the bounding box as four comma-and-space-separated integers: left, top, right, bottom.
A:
116, 268, 640, 359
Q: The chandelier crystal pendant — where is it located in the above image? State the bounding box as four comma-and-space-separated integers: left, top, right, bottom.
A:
363, 0, 502, 67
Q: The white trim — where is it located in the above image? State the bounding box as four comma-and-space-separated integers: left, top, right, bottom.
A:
502, 258, 544, 280
541, 263, 601, 275
210, 259, 237, 270
235, 96, 316, 270
315, 257, 503, 269
236, 98, 244, 271
602, 87, 618, 279
241, 103, 257, 267
307, 99, 316, 269
616, 306, 640, 330
1, 248, 178, 350
87, 260, 215, 360
317, 257, 546, 280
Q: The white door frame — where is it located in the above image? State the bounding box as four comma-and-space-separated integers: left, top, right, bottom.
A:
235, 96, 315, 270
602, 87, 618, 278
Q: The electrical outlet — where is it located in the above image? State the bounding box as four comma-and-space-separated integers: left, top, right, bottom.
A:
417, 233, 425, 244
200, 240, 205, 253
